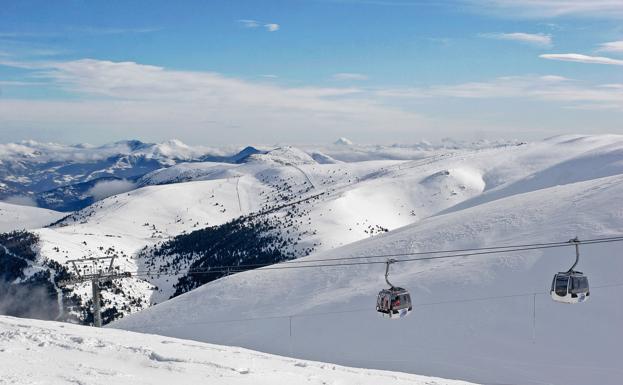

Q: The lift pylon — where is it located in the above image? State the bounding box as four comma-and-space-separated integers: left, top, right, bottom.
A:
59, 256, 131, 327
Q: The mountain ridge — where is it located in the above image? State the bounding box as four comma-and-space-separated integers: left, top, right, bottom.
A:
0, 135, 621, 385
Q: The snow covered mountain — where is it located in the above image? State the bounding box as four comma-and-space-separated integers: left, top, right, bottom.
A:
1, 135, 622, 384
25, 143, 506, 322
0, 138, 521, 211
0, 201, 65, 233
0, 316, 474, 385
110, 135, 623, 385
3, 136, 622, 323
0, 140, 260, 211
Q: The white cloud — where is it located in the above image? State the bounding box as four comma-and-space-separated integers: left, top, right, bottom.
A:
66, 26, 159, 35
87, 179, 136, 201
0, 80, 44, 87
467, 0, 623, 18
237, 20, 279, 32
377, 75, 623, 110
237, 19, 260, 28
0, 58, 426, 143
481, 32, 552, 47
539, 75, 569, 82
540, 53, 623, 66
597, 41, 623, 53
331, 73, 369, 81
32, 59, 367, 104
565, 103, 623, 111
264, 23, 280, 32
312, 0, 623, 18
2, 195, 38, 207
0, 46, 66, 60
333, 0, 623, 17
0, 31, 55, 38
2, 58, 622, 143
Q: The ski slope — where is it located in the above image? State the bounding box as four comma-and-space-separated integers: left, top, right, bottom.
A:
113, 135, 623, 385
0, 201, 65, 233
0, 316, 475, 385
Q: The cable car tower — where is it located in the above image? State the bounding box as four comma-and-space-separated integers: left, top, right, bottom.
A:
550, 237, 590, 304
59, 256, 131, 327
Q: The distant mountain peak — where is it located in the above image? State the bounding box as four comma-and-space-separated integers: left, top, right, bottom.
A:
334, 137, 353, 146
232, 146, 263, 163
118, 140, 148, 151
162, 139, 188, 147
250, 146, 317, 165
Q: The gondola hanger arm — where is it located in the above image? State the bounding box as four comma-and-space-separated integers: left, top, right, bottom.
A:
568, 237, 580, 272
385, 259, 397, 288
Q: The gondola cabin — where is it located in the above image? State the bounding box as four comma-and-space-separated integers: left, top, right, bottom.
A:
550, 271, 589, 304
376, 287, 412, 319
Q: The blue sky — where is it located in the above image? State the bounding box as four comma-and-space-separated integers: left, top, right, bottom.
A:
1, 0, 623, 144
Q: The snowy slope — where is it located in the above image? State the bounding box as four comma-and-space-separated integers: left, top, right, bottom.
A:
0, 316, 475, 385
31, 149, 489, 313
33, 177, 259, 314
24, 135, 623, 321
0, 139, 255, 211
0, 137, 521, 208
0, 201, 65, 233
113, 137, 623, 385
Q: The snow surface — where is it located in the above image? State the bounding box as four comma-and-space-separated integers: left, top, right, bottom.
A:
112, 135, 623, 385
32, 149, 492, 307
0, 139, 217, 163
0, 201, 65, 233
5, 134, 623, 384
0, 315, 475, 385
23, 135, 623, 318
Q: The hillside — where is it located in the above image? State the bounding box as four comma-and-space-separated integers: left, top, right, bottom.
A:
0, 315, 475, 385
0, 140, 257, 211
2, 135, 622, 346
29, 143, 510, 320
111, 135, 623, 385
0, 202, 65, 233
0, 138, 518, 211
